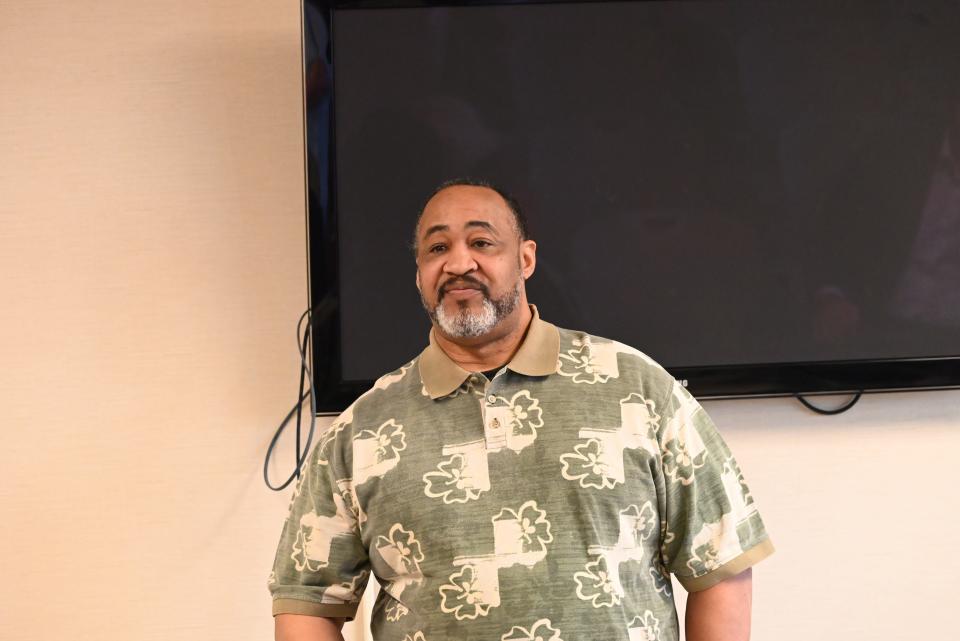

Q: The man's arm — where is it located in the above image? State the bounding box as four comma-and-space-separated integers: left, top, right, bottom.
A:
275, 614, 346, 641
684, 567, 752, 641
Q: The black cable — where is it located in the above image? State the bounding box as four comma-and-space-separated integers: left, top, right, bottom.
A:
794, 391, 863, 415
263, 389, 315, 491
294, 324, 310, 480
263, 303, 323, 492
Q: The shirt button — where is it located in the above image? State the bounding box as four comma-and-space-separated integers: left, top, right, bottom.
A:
490, 418, 501, 430
487, 394, 496, 403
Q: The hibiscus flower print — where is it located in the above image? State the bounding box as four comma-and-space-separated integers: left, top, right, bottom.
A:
619, 502, 657, 546
558, 340, 612, 384
329, 480, 359, 528
573, 555, 622, 608
560, 439, 617, 490
290, 510, 353, 573
290, 527, 323, 572
375, 524, 424, 574
493, 500, 554, 554
662, 436, 705, 485
687, 541, 721, 575
314, 411, 352, 465
363, 419, 406, 463
619, 392, 661, 441
501, 618, 563, 641
502, 390, 543, 436
353, 419, 407, 484
439, 565, 493, 620
423, 453, 485, 504
385, 600, 408, 621
402, 633, 425, 641
320, 570, 369, 604
628, 611, 661, 641
649, 565, 673, 598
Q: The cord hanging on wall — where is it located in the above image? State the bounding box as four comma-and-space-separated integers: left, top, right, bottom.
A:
262, 302, 333, 491
794, 391, 863, 415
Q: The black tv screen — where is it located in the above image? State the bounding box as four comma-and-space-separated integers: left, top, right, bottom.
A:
303, 0, 960, 412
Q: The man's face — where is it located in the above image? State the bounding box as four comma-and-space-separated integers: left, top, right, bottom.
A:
415, 185, 536, 340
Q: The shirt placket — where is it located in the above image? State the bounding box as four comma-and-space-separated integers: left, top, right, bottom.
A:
477, 372, 511, 452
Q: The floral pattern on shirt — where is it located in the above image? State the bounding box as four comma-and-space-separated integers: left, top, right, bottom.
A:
423, 453, 485, 503
290, 497, 356, 572
649, 565, 673, 598
375, 524, 424, 574
353, 419, 407, 485
270, 323, 773, 640
559, 438, 618, 489
501, 618, 563, 641
360, 419, 407, 463
386, 600, 409, 621
439, 565, 493, 620
557, 337, 614, 384
623, 502, 657, 543
573, 555, 622, 608
628, 611, 661, 641
661, 433, 706, 485
501, 390, 544, 436
493, 500, 554, 554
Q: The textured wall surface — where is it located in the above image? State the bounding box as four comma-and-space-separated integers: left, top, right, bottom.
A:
0, 2, 310, 640
2, 3, 958, 640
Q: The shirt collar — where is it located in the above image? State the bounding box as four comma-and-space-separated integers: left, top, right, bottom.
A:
418, 304, 560, 400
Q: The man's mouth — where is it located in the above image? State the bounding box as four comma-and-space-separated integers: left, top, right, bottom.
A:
439, 280, 486, 302
444, 288, 481, 300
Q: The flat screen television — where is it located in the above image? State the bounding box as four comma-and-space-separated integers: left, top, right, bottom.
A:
302, 0, 960, 413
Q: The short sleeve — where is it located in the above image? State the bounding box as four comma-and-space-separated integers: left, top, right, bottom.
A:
268, 418, 371, 619
657, 380, 774, 592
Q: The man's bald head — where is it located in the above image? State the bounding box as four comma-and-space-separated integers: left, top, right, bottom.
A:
412, 178, 529, 255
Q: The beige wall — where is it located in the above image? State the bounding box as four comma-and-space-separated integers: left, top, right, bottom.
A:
2, 3, 959, 640
1, 2, 307, 640
702, 391, 960, 640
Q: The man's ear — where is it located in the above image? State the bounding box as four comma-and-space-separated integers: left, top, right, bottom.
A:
520, 239, 537, 280
415, 269, 421, 292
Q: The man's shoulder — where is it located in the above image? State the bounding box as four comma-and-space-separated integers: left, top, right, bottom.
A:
554, 324, 675, 388
319, 358, 424, 448
343, 357, 424, 416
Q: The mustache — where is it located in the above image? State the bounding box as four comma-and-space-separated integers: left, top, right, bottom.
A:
438, 276, 489, 301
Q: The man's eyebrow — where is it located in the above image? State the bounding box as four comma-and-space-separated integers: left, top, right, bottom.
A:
421, 220, 499, 239
422, 223, 449, 239
464, 220, 498, 234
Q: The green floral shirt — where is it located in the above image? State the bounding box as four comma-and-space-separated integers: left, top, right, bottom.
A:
268, 308, 773, 641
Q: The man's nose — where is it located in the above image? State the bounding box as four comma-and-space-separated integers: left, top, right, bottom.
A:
442, 242, 478, 275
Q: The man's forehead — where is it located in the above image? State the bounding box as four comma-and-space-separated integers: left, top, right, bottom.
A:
422, 219, 497, 240
419, 186, 513, 236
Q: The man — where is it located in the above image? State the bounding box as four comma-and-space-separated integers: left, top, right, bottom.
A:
270, 180, 774, 641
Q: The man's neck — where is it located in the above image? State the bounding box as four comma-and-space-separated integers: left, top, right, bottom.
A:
432, 305, 534, 373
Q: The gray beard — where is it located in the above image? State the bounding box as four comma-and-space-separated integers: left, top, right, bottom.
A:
426, 280, 522, 339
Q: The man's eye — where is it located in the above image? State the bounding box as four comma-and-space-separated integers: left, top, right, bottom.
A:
428, 244, 446, 254
473, 240, 492, 248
